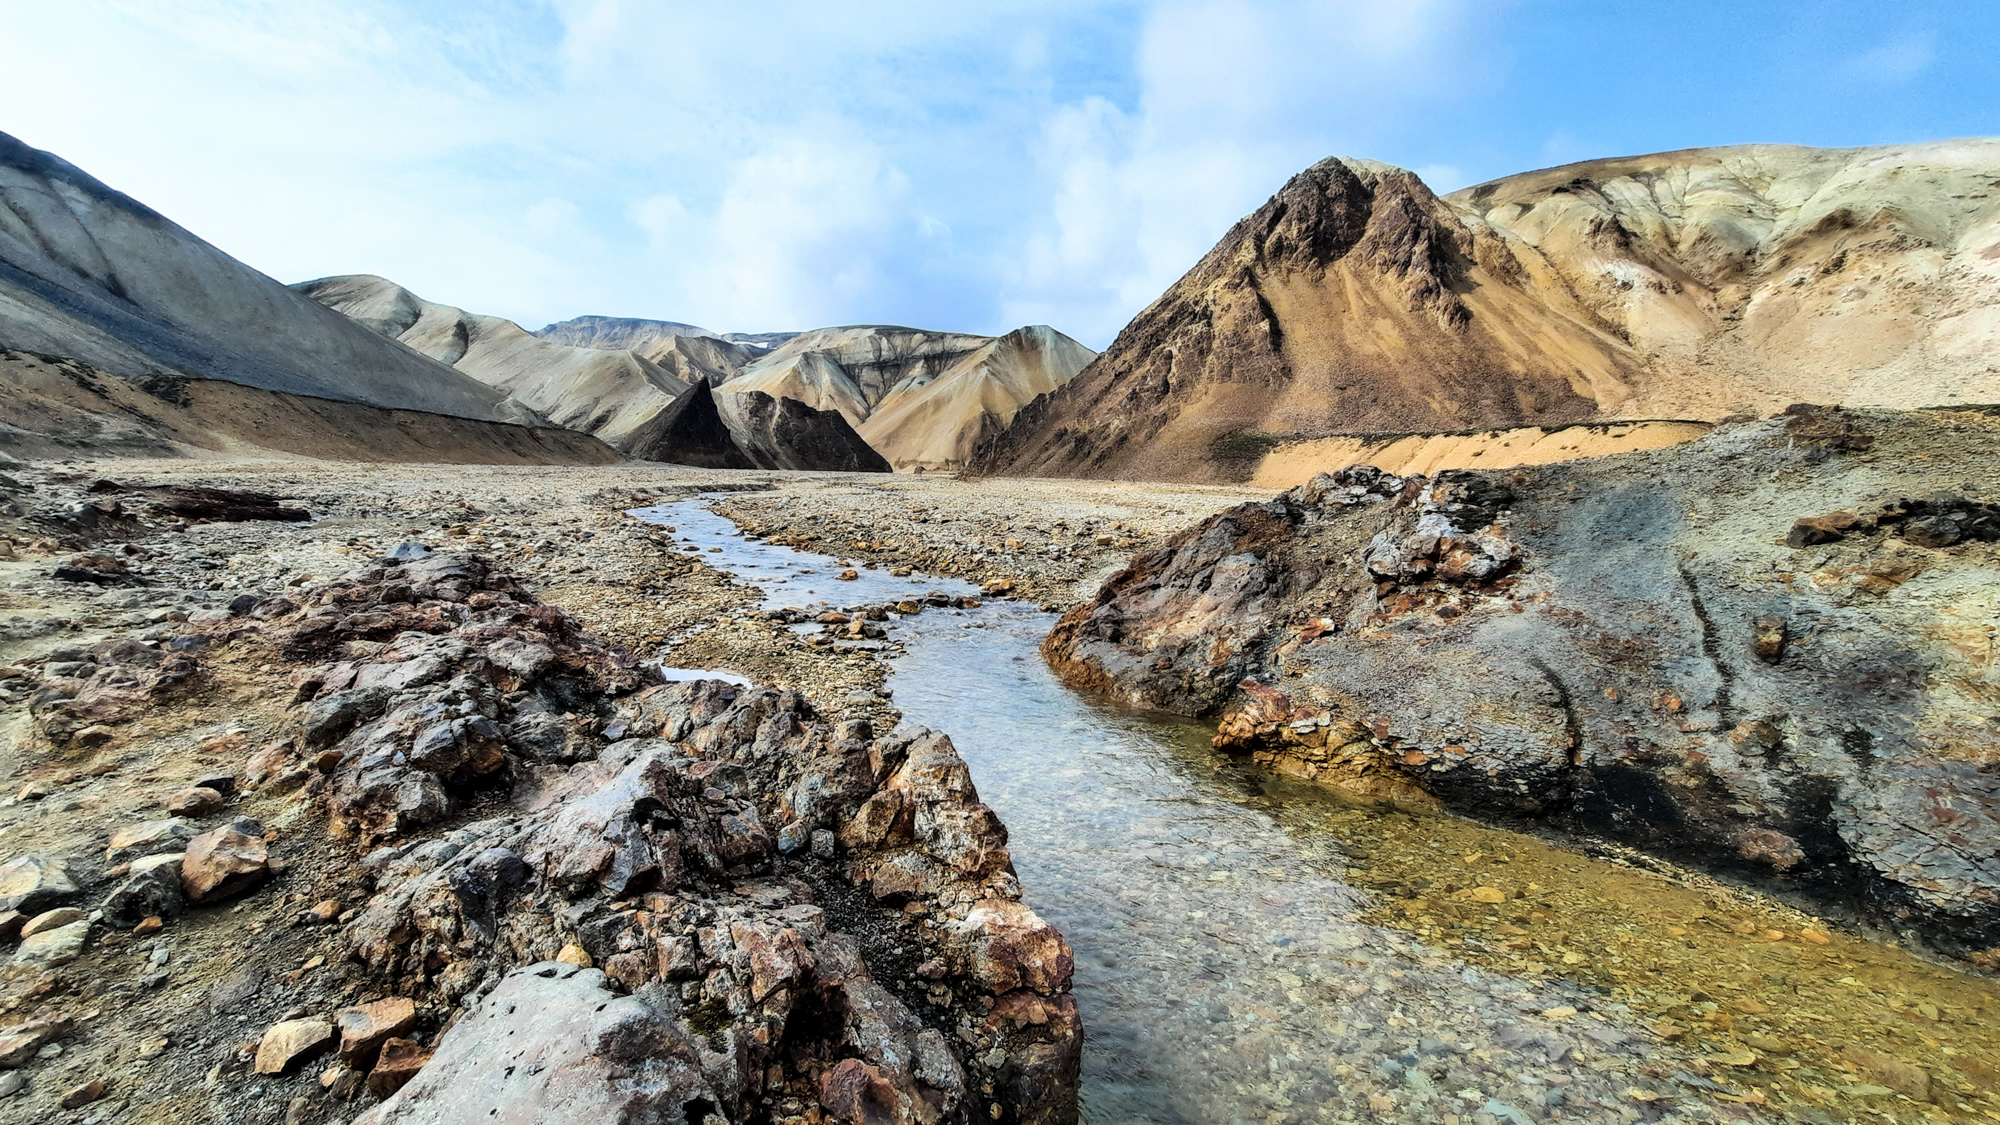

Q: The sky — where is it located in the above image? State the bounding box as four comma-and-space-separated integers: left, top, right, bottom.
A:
3, 0, 1997, 346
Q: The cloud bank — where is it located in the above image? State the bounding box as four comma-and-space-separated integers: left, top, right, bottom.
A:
2, 1, 1985, 345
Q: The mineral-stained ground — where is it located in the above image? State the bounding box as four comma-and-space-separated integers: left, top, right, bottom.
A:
0, 430, 1997, 1123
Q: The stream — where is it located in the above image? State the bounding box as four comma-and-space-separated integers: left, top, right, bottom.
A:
632, 499, 1754, 1125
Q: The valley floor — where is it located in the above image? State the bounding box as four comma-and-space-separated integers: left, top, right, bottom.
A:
0, 458, 1994, 1123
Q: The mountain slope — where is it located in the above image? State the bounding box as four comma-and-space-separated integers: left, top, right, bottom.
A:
537, 315, 793, 358
0, 131, 532, 427
855, 325, 1099, 468
974, 140, 2000, 482
294, 275, 692, 453
721, 324, 1095, 468
304, 277, 887, 472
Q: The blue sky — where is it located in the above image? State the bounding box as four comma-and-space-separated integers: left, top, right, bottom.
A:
4, 1, 1995, 346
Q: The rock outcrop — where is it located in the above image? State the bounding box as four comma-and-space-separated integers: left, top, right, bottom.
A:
976, 140, 2000, 482
256, 550, 1075, 1122
721, 325, 1094, 470
1044, 406, 2000, 950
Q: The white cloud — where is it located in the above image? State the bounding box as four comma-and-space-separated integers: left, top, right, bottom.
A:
1842, 31, 1936, 85
0, 0, 1488, 344
1002, 0, 1483, 341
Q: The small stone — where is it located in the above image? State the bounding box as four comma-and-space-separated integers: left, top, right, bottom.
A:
59, 1078, 106, 1109
299, 899, 341, 926
165, 787, 226, 817
554, 942, 592, 967
366, 1037, 434, 1097
254, 1018, 333, 1075
19, 907, 84, 938
1470, 886, 1507, 904
1800, 928, 1831, 945
133, 916, 163, 935
16, 783, 49, 802
1539, 1005, 1576, 1021
0, 1071, 20, 1096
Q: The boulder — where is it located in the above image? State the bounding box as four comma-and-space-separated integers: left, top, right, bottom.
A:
104, 818, 195, 863
181, 827, 269, 904
255, 1018, 333, 1074
103, 853, 188, 928
0, 854, 77, 915
335, 997, 417, 1069
12, 919, 88, 968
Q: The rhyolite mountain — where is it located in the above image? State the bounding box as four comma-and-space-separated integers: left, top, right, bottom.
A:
293, 275, 695, 452
720, 324, 1096, 469
0, 130, 614, 462
301, 275, 886, 472
974, 140, 2000, 482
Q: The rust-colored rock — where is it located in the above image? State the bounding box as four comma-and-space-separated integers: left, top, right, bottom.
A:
181, 826, 269, 903
335, 997, 417, 1069
365, 1037, 433, 1098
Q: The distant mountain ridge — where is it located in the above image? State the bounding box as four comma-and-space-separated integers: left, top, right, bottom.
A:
301, 275, 886, 472
973, 139, 2000, 482
719, 323, 1096, 469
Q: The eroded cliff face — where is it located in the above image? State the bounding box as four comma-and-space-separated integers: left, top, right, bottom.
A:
1044, 406, 2000, 951
976, 141, 2000, 484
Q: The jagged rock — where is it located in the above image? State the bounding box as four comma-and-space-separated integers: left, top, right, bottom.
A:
26, 638, 199, 748
0, 1016, 72, 1068
103, 853, 187, 928
0, 854, 76, 915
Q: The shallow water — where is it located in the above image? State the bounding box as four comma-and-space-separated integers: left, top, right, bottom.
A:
631, 500, 1770, 1124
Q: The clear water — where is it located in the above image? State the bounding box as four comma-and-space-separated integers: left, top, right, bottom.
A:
631, 500, 1738, 1125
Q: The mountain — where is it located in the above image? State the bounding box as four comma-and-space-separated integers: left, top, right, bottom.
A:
302, 276, 886, 472
973, 140, 2000, 482
294, 275, 692, 453
720, 324, 1096, 469
536, 316, 794, 359
0, 130, 583, 451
